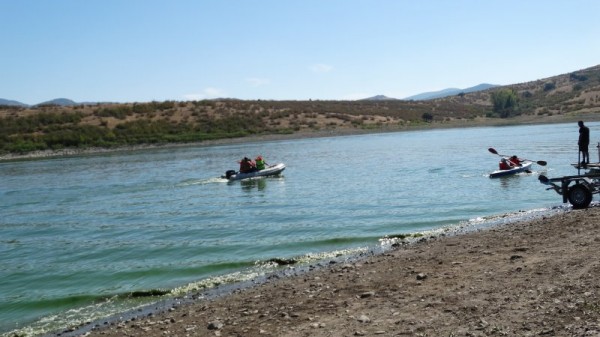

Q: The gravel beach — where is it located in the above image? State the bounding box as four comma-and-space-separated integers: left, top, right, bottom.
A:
72, 206, 600, 337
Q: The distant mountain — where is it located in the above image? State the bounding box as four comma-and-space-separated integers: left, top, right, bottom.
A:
0, 98, 28, 107
36, 98, 79, 106
360, 95, 399, 101
0, 98, 108, 107
404, 83, 499, 101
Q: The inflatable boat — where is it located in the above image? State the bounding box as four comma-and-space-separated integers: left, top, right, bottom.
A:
222, 163, 286, 181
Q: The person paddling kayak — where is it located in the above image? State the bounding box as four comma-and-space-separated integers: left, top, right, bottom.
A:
509, 155, 522, 167
498, 158, 514, 170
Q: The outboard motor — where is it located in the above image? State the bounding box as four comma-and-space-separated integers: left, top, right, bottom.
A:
225, 170, 236, 179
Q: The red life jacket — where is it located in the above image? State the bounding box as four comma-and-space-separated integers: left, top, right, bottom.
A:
499, 161, 512, 170
239, 159, 255, 173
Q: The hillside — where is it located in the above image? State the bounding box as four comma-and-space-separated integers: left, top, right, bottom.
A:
1, 64, 600, 155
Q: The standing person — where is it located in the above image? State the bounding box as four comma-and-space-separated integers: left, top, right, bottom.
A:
578, 121, 590, 165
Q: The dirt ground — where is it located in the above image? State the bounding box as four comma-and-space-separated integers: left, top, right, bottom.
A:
72, 206, 600, 337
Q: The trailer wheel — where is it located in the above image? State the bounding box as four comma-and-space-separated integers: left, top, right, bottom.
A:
568, 184, 593, 209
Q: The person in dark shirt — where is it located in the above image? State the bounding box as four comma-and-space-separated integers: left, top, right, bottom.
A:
578, 121, 590, 164
239, 157, 257, 173
509, 155, 522, 167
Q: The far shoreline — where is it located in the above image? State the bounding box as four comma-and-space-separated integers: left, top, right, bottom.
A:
1, 113, 598, 162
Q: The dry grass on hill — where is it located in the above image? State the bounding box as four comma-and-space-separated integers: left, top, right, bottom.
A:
1, 64, 600, 157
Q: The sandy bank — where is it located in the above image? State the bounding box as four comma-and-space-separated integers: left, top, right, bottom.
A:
67, 206, 600, 337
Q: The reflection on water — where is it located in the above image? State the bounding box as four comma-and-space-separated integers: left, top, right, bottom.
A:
240, 177, 268, 191
497, 172, 530, 188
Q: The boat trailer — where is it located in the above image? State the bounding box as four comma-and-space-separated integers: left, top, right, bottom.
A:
539, 143, 600, 209
539, 169, 600, 209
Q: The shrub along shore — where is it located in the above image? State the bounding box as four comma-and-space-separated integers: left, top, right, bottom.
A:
1, 112, 597, 162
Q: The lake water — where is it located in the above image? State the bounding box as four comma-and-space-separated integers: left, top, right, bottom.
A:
1, 121, 598, 336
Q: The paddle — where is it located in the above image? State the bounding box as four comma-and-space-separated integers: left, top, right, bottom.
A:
488, 148, 547, 166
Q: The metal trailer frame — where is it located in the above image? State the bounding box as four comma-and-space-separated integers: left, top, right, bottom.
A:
539, 142, 600, 209
539, 167, 600, 209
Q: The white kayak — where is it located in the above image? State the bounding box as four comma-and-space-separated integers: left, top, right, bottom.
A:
489, 161, 533, 178
222, 163, 286, 181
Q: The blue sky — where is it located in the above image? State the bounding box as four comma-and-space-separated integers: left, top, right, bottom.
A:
1, 1, 599, 104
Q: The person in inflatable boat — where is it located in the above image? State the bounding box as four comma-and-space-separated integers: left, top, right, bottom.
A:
239, 157, 257, 173
255, 155, 268, 170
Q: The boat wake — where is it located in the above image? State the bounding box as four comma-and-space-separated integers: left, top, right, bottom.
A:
176, 177, 228, 186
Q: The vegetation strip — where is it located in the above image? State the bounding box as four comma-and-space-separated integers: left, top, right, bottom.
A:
1, 65, 599, 155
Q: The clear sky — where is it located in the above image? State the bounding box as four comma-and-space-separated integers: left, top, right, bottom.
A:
1, 0, 599, 105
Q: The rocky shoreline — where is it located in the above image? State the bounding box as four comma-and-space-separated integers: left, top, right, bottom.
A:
61, 206, 600, 337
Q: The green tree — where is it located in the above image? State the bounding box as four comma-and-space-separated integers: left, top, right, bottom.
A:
543, 82, 556, 92
490, 89, 519, 118
421, 112, 433, 122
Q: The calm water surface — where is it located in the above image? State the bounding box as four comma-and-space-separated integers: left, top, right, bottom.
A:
1, 122, 598, 336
